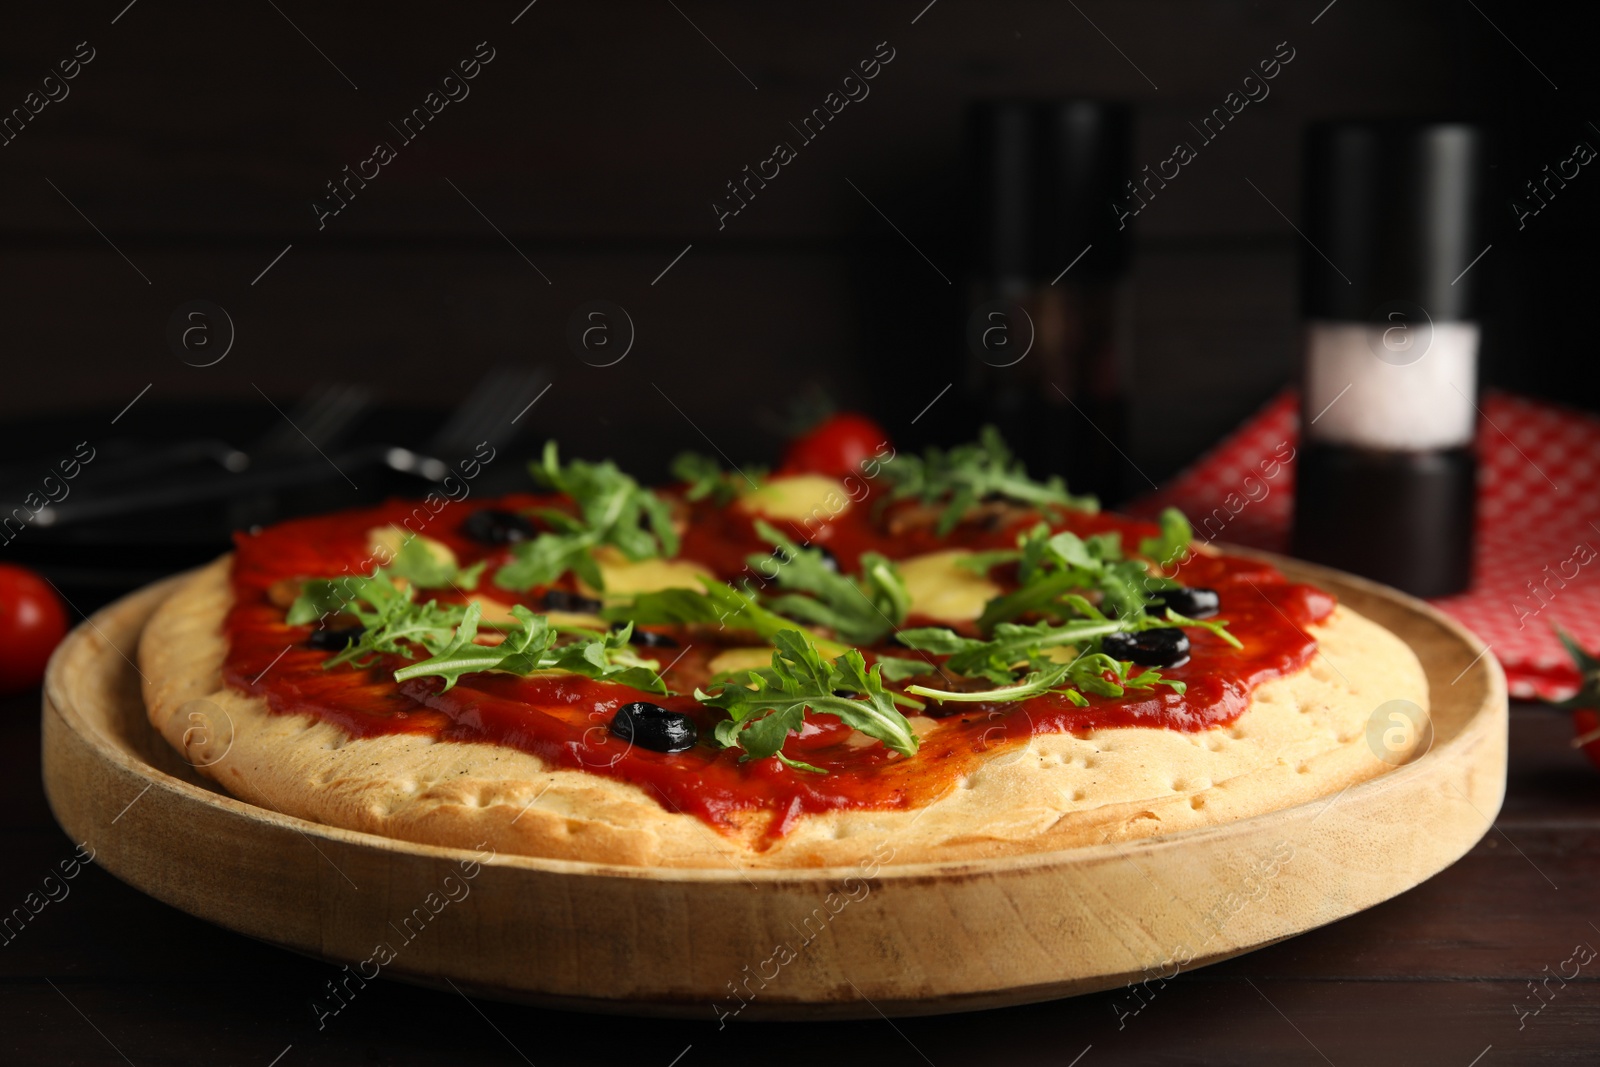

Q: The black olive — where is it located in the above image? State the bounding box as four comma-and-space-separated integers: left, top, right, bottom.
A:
1148, 587, 1221, 619
462, 508, 536, 545
305, 625, 362, 651
609, 702, 698, 754
614, 624, 679, 649
541, 588, 603, 613
1102, 628, 1191, 668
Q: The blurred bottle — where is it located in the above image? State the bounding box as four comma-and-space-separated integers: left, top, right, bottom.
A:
963, 100, 1133, 505
1292, 121, 1484, 596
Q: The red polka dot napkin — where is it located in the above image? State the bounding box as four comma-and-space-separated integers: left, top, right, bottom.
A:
1128, 389, 1600, 701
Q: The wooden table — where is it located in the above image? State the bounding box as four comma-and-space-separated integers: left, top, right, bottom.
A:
5, 692, 1596, 1066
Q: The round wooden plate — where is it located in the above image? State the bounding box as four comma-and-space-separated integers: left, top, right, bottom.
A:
41, 554, 1506, 1020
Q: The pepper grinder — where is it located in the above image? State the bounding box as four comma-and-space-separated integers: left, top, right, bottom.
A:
963, 100, 1133, 505
1292, 121, 1484, 597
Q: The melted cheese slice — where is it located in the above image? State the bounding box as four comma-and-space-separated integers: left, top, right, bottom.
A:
897, 549, 1004, 623
737, 474, 851, 522
365, 525, 457, 571
707, 646, 776, 676
577, 548, 715, 598
466, 595, 602, 634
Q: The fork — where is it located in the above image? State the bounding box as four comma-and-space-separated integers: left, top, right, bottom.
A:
251, 382, 374, 460
428, 364, 549, 461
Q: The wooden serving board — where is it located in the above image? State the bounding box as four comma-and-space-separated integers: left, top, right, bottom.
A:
41, 556, 1506, 1020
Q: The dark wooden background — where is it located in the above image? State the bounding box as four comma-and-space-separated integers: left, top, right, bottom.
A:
2, 0, 1596, 483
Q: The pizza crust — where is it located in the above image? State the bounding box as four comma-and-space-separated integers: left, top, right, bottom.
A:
140, 556, 1429, 869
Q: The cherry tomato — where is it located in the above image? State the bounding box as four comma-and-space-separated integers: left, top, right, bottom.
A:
781, 412, 892, 479
0, 565, 69, 695
1573, 708, 1600, 770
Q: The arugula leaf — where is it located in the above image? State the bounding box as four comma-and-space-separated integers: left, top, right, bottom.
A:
600, 585, 727, 627
671, 451, 763, 506
875, 655, 939, 682
285, 574, 371, 627
546, 622, 671, 692
899, 618, 1124, 684
1139, 507, 1194, 568
859, 554, 913, 623
696, 629, 919, 765
393, 604, 668, 694
891, 625, 985, 656
973, 524, 1175, 631
601, 577, 850, 657
976, 527, 1108, 630
1099, 559, 1171, 623
880, 426, 1097, 536
335, 599, 468, 668
291, 574, 469, 670
386, 535, 486, 591
391, 601, 538, 689
905, 652, 1183, 705
1161, 607, 1243, 650
897, 598, 1221, 706
745, 521, 909, 644
287, 532, 484, 633
953, 548, 1023, 574
492, 515, 601, 592
907, 661, 1076, 704
495, 441, 679, 593
286, 560, 668, 693
287, 526, 502, 668
492, 513, 603, 592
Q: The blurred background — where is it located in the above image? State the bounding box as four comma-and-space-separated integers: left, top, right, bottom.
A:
1, 0, 1596, 602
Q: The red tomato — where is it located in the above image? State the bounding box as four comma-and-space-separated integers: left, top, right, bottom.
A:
781, 413, 891, 479
1573, 708, 1600, 770
0, 565, 69, 695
